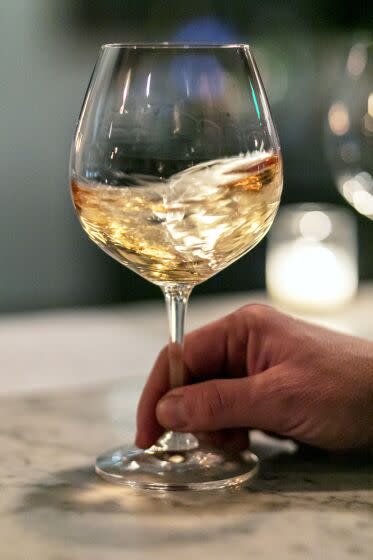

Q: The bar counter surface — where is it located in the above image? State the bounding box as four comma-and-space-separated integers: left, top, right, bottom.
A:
1, 288, 373, 558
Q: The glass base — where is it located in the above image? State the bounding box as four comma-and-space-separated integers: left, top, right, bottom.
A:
95, 443, 259, 491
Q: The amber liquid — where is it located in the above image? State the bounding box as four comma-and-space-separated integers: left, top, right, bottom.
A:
72, 152, 282, 284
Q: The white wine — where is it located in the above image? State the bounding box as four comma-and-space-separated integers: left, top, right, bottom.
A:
72, 152, 282, 284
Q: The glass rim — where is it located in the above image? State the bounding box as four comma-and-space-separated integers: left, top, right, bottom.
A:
101, 42, 250, 50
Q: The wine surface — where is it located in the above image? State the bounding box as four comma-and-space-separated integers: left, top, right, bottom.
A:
72, 152, 282, 284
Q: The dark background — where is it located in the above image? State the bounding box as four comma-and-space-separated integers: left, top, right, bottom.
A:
0, 0, 371, 313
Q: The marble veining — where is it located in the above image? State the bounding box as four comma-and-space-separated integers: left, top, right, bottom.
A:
1, 378, 373, 560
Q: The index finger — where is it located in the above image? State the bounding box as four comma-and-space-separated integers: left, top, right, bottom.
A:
136, 309, 251, 448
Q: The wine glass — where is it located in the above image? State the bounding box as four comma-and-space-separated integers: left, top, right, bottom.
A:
325, 42, 373, 218
70, 43, 283, 490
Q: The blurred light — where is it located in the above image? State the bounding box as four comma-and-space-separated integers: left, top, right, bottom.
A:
169, 454, 185, 464
110, 147, 119, 160
75, 90, 91, 141
299, 211, 332, 242
267, 206, 358, 312
328, 102, 350, 136
267, 241, 357, 311
146, 73, 152, 98
185, 76, 190, 97
77, 483, 142, 508
346, 43, 368, 78
368, 93, 373, 117
171, 17, 238, 102
352, 190, 373, 216
342, 178, 361, 203
354, 172, 372, 191
172, 17, 238, 43
119, 69, 132, 115
341, 173, 373, 215
75, 133, 82, 153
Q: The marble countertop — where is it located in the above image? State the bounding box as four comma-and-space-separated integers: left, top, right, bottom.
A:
2, 377, 373, 560
1, 288, 373, 558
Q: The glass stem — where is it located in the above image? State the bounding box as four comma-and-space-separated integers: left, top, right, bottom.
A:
153, 284, 199, 453
163, 284, 193, 389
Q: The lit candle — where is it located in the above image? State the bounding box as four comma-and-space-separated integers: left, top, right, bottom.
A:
266, 205, 358, 312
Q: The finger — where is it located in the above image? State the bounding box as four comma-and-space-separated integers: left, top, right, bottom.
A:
156, 365, 293, 435
183, 310, 250, 379
136, 347, 169, 449
136, 305, 267, 447
136, 312, 244, 448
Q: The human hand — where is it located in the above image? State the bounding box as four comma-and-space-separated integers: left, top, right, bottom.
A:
136, 304, 373, 451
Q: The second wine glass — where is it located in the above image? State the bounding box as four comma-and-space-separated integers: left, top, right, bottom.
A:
70, 43, 283, 490
326, 41, 373, 218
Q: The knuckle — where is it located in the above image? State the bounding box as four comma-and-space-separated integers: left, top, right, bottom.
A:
239, 303, 275, 328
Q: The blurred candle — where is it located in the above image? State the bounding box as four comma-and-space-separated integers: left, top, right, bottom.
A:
266, 205, 358, 312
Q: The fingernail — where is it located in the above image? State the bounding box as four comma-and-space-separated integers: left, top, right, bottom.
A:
156, 395, 187, 430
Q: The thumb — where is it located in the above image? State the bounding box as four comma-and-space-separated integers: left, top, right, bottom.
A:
156, 367, 291, 434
